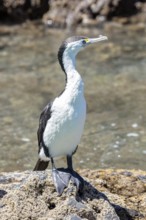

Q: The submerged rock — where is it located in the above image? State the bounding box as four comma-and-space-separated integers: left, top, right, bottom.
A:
0, 169, 146, 219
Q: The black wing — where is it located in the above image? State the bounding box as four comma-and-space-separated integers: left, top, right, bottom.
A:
37, 102, 52, 155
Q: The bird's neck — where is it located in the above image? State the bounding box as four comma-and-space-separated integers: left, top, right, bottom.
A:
62, 52, 84, 94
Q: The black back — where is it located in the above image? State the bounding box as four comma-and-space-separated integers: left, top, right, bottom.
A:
37, 102, 52, 157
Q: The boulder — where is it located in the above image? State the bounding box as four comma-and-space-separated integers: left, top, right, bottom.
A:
0, 169, 146, 219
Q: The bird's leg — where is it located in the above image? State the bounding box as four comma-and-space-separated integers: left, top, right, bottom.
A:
67, 155, 84, 193
51, 156, 84, 195
67, 154, 73, 170
51, 157, 70, 195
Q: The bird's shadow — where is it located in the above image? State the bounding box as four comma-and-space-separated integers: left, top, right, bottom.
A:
71, 174, 138, 220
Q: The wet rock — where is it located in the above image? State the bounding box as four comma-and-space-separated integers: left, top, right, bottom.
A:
0, 169, 146, 219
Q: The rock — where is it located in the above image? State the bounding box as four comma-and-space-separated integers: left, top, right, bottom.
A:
0, 0, 49, 22
42, 0, 146, 29
1, 0, 146, 27
0, 169, 146, 219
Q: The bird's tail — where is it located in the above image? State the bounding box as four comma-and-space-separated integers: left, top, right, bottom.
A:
33, 159, 49, 171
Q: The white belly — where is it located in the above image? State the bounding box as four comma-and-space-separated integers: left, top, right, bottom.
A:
42, 94, 86, 159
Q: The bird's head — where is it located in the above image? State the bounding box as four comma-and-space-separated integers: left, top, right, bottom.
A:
58, 35, 108, 72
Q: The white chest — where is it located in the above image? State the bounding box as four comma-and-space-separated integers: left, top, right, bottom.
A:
42, 81, 86, 158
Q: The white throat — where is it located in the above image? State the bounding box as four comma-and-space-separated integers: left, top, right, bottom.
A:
62, 49, 84, 95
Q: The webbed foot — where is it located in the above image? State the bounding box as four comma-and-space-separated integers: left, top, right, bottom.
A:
52, 168, 84, 195
52, 168, 70, 195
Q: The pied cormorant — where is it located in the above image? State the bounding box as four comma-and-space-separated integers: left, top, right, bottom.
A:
34, 35, 108, 195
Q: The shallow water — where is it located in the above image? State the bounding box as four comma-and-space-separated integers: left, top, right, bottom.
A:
0, 24, 146, 172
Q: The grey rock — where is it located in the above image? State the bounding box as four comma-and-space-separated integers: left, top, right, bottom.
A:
0, 170, 119, 220
0, 169, 146, 219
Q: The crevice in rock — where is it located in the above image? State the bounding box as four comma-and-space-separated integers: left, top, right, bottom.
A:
0, 190, 7, 199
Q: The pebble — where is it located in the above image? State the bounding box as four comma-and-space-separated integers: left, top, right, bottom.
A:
111, 123, 116, 127
113, 144, 119, 149
127, 133, 139, 137
21, 138, 30, 142
132, 123, 138, 128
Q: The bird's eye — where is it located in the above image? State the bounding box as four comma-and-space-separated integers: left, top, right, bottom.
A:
82, 40, 86, 45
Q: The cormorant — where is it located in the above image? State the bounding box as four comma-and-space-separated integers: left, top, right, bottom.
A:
34, 35, 108, 195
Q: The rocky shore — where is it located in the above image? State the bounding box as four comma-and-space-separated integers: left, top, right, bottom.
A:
0, 2, 146, 220
0, 0, 146, 28
0, 169, 146, 219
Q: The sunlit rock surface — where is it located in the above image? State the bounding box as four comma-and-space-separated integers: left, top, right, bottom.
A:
0, 169, 146, 220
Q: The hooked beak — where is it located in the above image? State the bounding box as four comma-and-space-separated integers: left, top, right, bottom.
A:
86, 35, 108, 44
